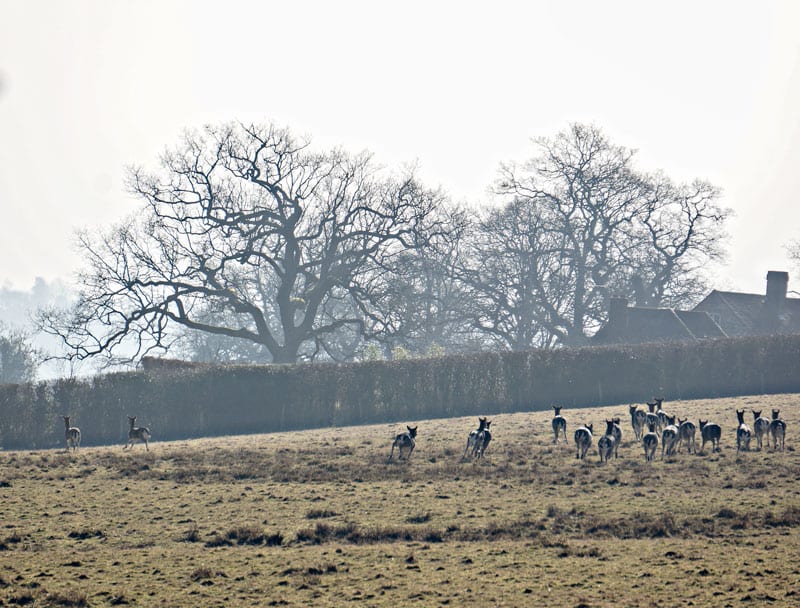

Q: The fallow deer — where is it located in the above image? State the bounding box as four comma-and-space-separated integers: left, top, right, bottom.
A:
389, 425, 418, 460
124, 416, 151, 451
552, 406, 567, 444
63, 416, 81, 452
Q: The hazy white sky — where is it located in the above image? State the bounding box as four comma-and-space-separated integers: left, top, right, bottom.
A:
1, 0, 799, 295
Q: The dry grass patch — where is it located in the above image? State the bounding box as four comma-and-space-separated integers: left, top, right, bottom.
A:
0, 393, 799, 606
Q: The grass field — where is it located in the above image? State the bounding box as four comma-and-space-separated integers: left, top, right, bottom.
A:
1, 393, 798, 607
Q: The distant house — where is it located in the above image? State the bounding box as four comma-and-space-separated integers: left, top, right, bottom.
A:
593, 271, 800, 346
693, 271, 800, 337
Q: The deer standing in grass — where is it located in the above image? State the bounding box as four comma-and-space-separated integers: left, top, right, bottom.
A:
574, 423, 593, 460
464, 417, 488, 457
552, 406, 567, 444
699, 419, 721, 454
642, 422, 659, 462
611, 417, 622, 458
473, 419, 492, 459
654, 398, 671, 433
597, 420, 616, 463
752, 410, 771, 450
124, 416, 151, 451
677, 417, 697, 454
63, 416, 81, 452
735, 409, 751, 454
389, 425, 417, 460
629, 404, 646, 441
770, 409, 786, 451
660, 415, 679, 459
645, 400, 661, 436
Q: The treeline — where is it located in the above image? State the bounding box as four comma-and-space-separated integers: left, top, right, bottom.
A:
1, 335, 798, 451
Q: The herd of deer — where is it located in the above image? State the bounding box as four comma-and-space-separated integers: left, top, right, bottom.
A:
61, 415, 151, 452
387, 398, 788, 462
567, 397, 788, 463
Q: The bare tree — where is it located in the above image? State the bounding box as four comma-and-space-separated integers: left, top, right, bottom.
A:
39, 123, 445, 365
352, 204, 481, 356
458, 200, 565, 350
482, 123, 729, 347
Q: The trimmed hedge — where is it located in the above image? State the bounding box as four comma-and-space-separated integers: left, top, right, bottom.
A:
1, 335, 799, 450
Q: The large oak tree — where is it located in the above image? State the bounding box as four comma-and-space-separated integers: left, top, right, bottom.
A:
40, 123, 446, 365
463, 123, 729, 348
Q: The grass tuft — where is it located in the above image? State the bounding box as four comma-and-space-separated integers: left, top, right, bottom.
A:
45, 590, 89, 606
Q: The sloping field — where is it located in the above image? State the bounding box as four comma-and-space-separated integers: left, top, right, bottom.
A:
1, 393, 798, 607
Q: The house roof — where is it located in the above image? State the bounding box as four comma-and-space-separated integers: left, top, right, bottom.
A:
592, 305, 726, 345
692, 290, 800, 336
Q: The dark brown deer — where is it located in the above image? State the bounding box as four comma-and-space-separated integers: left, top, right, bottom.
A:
699, 419, 721, 454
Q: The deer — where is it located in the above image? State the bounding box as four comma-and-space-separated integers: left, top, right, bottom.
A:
473, 419, 492, 459
63, 416, 81, 452
629, 404, 646, 441
611, 417, 622, 458
464, 417, 488, 458
751, 410, 771, 450
677, 417, 697, 455
597, 420, 616, 463
551, 406, 567, 444
699, 419, 721, 454
574, 423, 593, 460
389, 425, 418, 460
654, 397, 671, 432
770, 409, 786, 451
124, 416, 151, 451
660, 415, 679, 459
645, 399, 661, 436
642, 422, 659, 462
735, 409, 751, 454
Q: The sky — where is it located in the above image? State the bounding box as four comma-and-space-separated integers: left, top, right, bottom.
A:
1, 0, 799, 297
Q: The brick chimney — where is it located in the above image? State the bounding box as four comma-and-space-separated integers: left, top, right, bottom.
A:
765, 271, 789, 315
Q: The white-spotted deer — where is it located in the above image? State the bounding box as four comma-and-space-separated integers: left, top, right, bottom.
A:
574, 424, 593, 460
474, 419, 492, 459
124, 416, 151, 451
552, 406, 567, 444
770, 409, 786, 451
464, 417, 488, 458
63, 416, 81, 452
751, 410, 771, 450
735, 409, 751, 454
699, 419, 721, 454
389, 425, 418, 460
